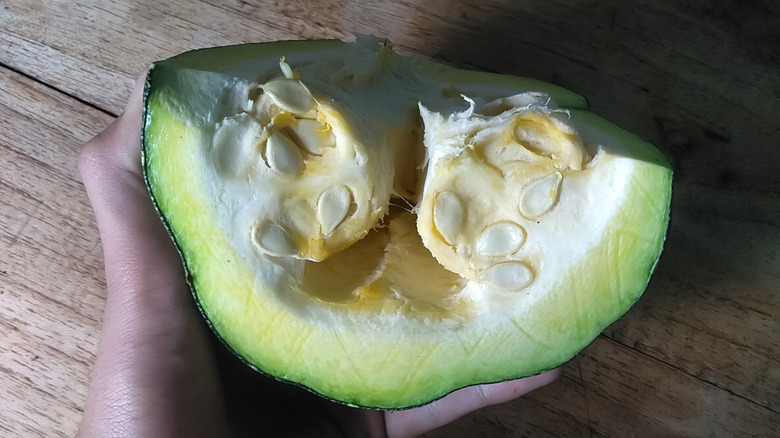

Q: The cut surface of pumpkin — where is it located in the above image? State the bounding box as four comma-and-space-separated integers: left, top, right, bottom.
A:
142, 36, 672, 408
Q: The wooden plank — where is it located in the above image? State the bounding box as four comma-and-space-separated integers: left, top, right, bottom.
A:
0, 173, 105, 325
0, 61, 113, 180
0, 68, 111, 437
605, 205, 780, 410
0, 318, 90, 438
0, 67, 110, 318
563, 337, 779, 437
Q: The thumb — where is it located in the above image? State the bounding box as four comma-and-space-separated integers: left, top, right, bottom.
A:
79, 72, 148, 229
385, 369, 561, 438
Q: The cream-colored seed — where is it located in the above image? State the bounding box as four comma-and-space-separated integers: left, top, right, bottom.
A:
290, 119, 335, 155
476, 222, 526, 257
262, 78, 315, 114
433, 191, 465, 246
317, 185, 353, 235
266, 129, 303, 176
479, 262, 534, 290
279, 60, 295, 79
215, 139, 244, 176
557, 137, 585, 170
519, 172, 563, 219
252, 222, 296, 257
212, 115, 261, 177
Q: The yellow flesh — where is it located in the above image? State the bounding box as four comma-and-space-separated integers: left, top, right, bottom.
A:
203, 61, 605, 312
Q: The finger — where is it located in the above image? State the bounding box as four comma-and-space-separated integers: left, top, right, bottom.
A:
124, 72, 147, 114
385, 369, 561, 438
80, 71, 147, 182
79, 71, 165, 244
79, 71, 155, 246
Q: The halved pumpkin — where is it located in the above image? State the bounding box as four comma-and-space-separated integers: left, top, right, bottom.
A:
142, 36, 672, 409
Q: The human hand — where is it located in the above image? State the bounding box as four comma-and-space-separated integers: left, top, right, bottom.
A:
77, 73, 560, 438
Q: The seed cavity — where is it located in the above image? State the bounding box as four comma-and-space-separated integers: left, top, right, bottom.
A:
433, 191, 465, 246
479, 262, 534, 290
265, 129, 303, 176
476, 222, 526, 257
481, 142, 538, 171
519, 172, 563, 219
262, 78, 315, 114
287, 119, 335, 156
512, 115, 557, 158
252, 222, 297, 257
513, 114, 585, 170
317, 185, 353, 235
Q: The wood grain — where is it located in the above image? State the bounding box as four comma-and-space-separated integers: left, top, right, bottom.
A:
0, 67, 112, 437
1, 0, 778, 436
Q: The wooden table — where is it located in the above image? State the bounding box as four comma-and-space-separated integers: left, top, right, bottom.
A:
1, 1, 778, 436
